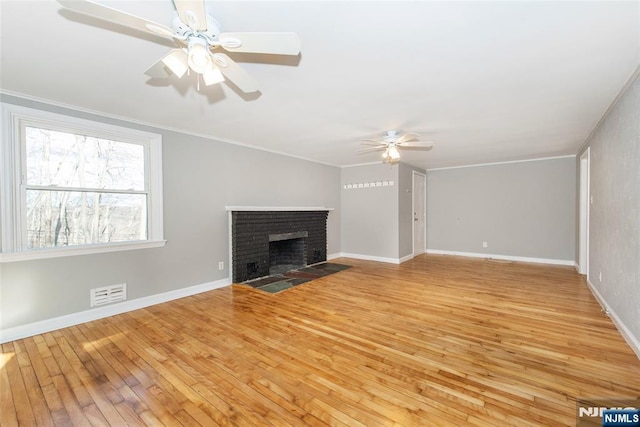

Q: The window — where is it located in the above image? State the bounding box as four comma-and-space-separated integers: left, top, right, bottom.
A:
1, 104, 164, 261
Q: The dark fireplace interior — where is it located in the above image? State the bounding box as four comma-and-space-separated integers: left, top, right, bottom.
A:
269, 236, 307, 275
231, 210, 328, 282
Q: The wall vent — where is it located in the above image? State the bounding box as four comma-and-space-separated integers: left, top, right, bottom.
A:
90, 283, 127, 307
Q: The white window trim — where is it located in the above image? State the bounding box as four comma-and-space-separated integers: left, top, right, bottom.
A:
0, 103, 165, 262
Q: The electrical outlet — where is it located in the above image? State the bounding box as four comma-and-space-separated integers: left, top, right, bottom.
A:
599, 271, 602, 282
482, 242, 488, 248
219, 261, 224, 270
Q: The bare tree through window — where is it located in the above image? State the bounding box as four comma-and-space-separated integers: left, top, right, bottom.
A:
25, 127, 147, 249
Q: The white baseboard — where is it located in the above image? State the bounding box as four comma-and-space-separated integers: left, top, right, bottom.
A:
0, 278, 231, 344
330, 252, 408, 265
399, 253, 415, 263
584, 279, 640, 361
426, 249, 576, 267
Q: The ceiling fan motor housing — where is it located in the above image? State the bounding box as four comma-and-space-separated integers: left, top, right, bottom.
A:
384, 130, 400, 142
171, 13, 222, 41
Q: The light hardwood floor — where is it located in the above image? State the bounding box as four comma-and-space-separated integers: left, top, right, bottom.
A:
2, 255, 639, 426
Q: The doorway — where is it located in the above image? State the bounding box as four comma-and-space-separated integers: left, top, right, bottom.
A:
578, 148, 590, 276
412, 171, 426, 256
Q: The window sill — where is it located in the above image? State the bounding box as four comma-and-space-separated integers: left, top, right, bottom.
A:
0, 240, 167, 263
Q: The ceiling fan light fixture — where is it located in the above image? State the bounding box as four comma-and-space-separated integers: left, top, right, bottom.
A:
187, 37, 213, 74
162, 49, 189, 78
381, 145, 401, 164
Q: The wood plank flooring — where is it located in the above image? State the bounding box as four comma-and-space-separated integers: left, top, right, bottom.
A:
2, 254, 639, 426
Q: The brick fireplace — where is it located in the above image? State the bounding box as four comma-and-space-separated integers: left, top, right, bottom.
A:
227, 208, 330, 282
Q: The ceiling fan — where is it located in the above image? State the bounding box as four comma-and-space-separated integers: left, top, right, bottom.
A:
359, 130, 433, 164
56, 0, 301, 93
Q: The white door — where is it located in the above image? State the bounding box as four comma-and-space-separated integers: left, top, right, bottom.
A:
413, 171, 426, 256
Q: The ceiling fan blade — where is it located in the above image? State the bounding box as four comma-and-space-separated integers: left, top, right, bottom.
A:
395, 133, 420, 144
398, 143, 433, 151
357, 147, 386, 154
174, 0, 208, 32
213, 53, 259, 93
159, 49, 189, 78
360, 139, 387, 146
219, 32, 301, 55
398, 141, 434, 148
57, 0, 175, 39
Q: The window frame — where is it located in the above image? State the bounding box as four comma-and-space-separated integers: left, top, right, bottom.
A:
1, 103, 165, 262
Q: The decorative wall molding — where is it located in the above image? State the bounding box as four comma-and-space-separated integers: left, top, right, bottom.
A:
426, 154, 576, 172
0, 278, 231, 344
343, 180, 394, 190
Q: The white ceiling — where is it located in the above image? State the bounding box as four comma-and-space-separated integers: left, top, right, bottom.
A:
1, 0, 639, 169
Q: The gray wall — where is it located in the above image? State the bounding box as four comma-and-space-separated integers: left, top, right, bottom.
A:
340, 162, 426, 261
427, 157, 576, 261
0, 94, 341, 330
340, 163, 398, 259
578, 70, 640, 346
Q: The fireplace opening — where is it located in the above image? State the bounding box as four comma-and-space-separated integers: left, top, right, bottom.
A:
269, 231, 308, 275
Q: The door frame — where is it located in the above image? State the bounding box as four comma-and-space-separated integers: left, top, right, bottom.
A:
578, 147, 590, 276
412, 170, 427, 257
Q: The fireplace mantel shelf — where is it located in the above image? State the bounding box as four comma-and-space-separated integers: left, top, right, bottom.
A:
225, 206, 334, 212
